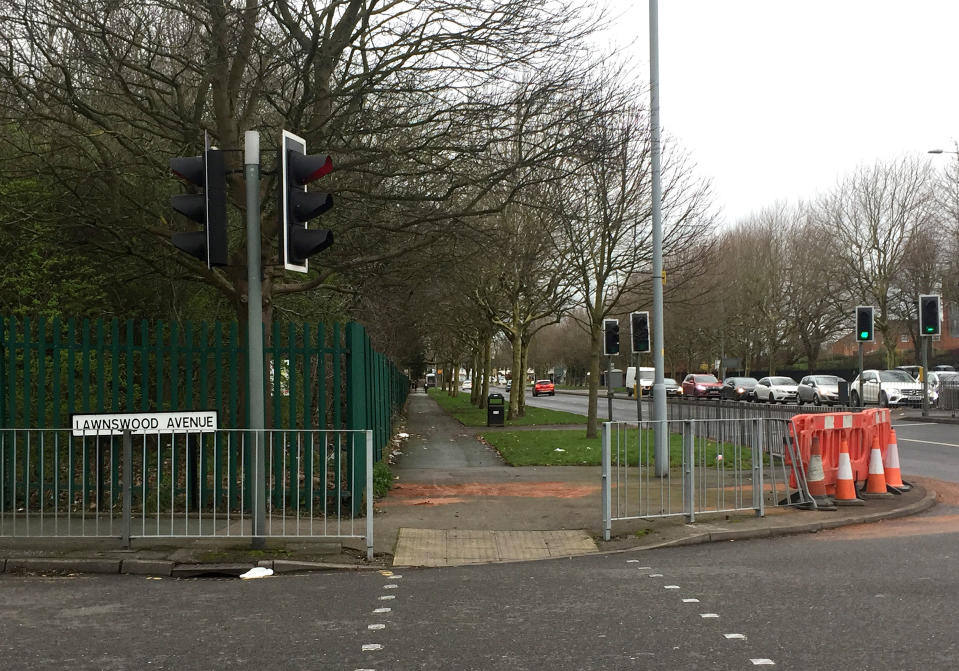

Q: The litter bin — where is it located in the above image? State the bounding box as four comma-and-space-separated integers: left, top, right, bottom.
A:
837, 380, 849, 406
487, 393, 505, 427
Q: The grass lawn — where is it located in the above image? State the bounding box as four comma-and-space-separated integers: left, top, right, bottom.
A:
427, 388, 585, 427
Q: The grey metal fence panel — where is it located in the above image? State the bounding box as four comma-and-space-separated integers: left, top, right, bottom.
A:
0, 428, 373, 553
601, 417, 811, 540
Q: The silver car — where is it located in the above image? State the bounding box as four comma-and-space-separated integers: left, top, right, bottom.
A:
753, 376, 799, 403
797, 375, 845, 406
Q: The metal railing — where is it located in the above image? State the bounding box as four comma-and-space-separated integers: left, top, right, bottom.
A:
667, 398, 853, 422
601, 418, 811, 540
0, 428, 374, 558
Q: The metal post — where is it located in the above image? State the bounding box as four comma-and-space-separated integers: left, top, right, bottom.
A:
245, 131, 266, 548
122, 430, 132, 549
922, 337, 929, 417
601, 422, 611, 541
366, 430, 374, 561
606, 356, 614, 420
857, 342, 864, 408
752, 419, 764, 518
648, 0, 668, 476
635, 353, 642, 424
683, 420, 695, 523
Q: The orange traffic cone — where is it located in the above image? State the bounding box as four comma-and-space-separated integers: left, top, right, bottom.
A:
833, 436, 864, 506
884, 429, 911, 491
804, 436, 836, 510
863, 434, 892, 498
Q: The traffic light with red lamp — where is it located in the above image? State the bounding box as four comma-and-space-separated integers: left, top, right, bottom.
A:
280, 130, 334, 273
170, 148, 228, 267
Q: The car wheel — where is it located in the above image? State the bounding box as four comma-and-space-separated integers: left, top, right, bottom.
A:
550, 391, 555, 396
814, 394, 821, 406
850, 391, 860, 406
797, 396, 804, 406
880, 392, 888, 408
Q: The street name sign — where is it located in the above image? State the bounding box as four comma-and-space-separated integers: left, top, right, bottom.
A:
71, 411, 218, 436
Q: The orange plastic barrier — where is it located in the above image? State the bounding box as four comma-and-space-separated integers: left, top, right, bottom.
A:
787, 408, 892, 495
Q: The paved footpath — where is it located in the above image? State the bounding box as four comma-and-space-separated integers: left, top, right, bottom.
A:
370, 391, 936, 567
374, 391, 604, 564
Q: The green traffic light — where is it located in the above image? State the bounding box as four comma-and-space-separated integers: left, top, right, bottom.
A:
859, 331, 869, 339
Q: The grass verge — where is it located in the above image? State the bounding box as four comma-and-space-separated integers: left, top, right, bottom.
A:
481, 428, 754, 468
427, 388, 585, 427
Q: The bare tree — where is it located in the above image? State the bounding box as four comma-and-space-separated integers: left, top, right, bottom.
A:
0, 0, 603, 331
818, 157, 937, 367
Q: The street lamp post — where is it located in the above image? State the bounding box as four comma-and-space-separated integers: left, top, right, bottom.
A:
925, 148, 955, 416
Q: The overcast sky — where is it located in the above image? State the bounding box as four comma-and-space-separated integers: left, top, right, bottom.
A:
602, 0, 959, 225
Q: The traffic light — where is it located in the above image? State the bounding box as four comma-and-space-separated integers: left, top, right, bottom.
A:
603, 319, 620, 356
281, 130, 334, 273
630, 311, 650, 354
855, 306, 874, 342
170, 148, 228, 267
919, 294, 941, 336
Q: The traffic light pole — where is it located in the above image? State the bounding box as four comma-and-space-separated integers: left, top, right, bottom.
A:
245, 131, 267, 548
607, 355, 614, 420
922, 336, 929, 417
857, 342, 863, 408
635, 353, 642, 424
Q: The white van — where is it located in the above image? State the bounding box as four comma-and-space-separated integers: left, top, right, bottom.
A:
625, 367, 655, 397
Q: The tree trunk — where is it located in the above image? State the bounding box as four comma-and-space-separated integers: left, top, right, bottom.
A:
586, 321, 602, 439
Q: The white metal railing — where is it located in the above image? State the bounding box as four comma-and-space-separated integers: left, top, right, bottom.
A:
0, 428, 374, 559
601, 418, 811, 540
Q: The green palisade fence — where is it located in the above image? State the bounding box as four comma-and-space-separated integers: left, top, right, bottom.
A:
0, 317, 408, 517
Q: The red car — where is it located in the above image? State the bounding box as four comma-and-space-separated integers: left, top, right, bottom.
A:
532, 379, 555, 397
682, 374, 723, 398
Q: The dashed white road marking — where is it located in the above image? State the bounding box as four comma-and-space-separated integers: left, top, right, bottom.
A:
378, 595, 395, 601
373, 607, 392, 614
362, 644, 383, 651
700, 613, 719, 618
724, 633, 746, 640
368, 624, 386, 630
389, 575, 403, 579
750, 659, 775, 666
664, 585, 680, 589
383, 584, 398, 589
648, 573, 663, 577
682, 598, 699, 603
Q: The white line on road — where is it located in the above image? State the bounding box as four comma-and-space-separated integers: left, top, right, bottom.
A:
750, 659, 775, 665
373, 607, 391, 613
700, 613, 719, 618
682, 598, 699, 603
362, 644, 383, 651
664, 585, 680, 589
724, 634, 746, 640
897, 437, 959, 448
368, 624, 386, 630
892, 423, 939, 427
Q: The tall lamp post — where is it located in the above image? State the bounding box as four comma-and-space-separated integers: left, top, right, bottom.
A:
921, 148, 953, 415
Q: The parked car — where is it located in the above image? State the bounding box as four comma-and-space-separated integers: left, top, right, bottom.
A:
721, 376, 758, 401
664, 377, 683, 397
461, 379, 473, 391
625, 366, 656, 397
682, 374, 723, 398
753, 376, 799, 403
532, 379, 555, 397
849, 369, 922, 407
505, 380, 512, 392
797, 375, 845, 406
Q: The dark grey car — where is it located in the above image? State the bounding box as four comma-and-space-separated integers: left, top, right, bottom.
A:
797, 375, 844, 406
720, 376, 758, 401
